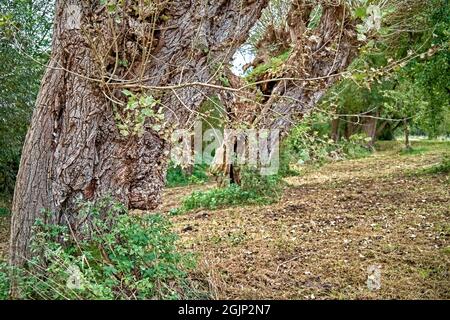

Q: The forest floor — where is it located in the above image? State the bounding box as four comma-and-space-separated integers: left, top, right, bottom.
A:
0, 140, 448, 299
165, 140, 450, 299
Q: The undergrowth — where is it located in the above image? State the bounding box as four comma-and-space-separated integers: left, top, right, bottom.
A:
420, 154, 450, 175
0, 197, 205, 300
284, 112, 373, 167
0, 262, 8, 299
171, 170, 282, 215
0, 207, 9, 217
399, 147, 427, 155
166, 164, 209, 188
405, 153, 450, 179
0, 197, 11, 217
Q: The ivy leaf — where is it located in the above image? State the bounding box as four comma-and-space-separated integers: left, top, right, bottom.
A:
141, 108, 154, 117
141, 96, 156, 107
354, 7, 367, 19
122, 89, 133, 97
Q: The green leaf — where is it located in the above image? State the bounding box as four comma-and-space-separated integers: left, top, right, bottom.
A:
142, 96, 156, 107
122, 89, 133, 97
141, 108, 154, 117
152, 124, 162, 131
354, 7, 367, 19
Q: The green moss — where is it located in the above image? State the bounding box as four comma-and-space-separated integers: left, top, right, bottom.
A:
166, 164, 209, 188
245, 49, 292, 83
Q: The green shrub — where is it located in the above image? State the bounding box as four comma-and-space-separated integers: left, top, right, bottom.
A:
7, 197, 198, 300
0, 262, 9, 300
284, 113, 372, 166
240, 168, 283, 199
423, 154, 450, 174
278, 145, 301, 177
173, 169, 282, 214
166, 164, 209, 188
340, 134, 372, 159
0, 207, 10, 217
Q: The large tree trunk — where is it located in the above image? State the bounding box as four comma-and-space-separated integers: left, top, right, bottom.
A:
257, 3, 358, 131
211, 2, 359, 183
403, 118, 411, 150
331, 117, 341, 142
362, 115, 378, 149
10, 0, 268, 268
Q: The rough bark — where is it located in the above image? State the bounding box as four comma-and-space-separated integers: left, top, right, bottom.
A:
211, 1, 359, 182
331, 117, 340, 142
362, 115, 378, 148
403, 118, 411, 150
10, 0, 268, 267
257, 2, 359, 131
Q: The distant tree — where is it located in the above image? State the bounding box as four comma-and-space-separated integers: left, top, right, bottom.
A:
321, 0, 449, 144
0, 0, 53, 199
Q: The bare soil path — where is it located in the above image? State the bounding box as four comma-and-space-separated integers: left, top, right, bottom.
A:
169, 141, 449, 299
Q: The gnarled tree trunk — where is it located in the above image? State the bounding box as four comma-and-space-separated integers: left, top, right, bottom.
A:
211, 1, 359, 183
10, 0, 268, 268
257, 3, 358, 131
331, 117, 341, 142
403, 118, 411, 150
362, 114, 378, 148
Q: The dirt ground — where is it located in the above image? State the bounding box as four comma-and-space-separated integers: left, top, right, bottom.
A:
0, 140, 448, 299
168, 140, 449, 299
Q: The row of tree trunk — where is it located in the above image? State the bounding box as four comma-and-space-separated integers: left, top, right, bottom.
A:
330, 115, 411, 149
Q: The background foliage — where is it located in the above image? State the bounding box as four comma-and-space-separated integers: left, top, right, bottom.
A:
0, 0, 53, 205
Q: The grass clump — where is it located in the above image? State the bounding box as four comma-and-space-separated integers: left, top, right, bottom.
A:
0, 262, 9, 299
166, 164, 209, 188
399, 147, 427, 156
411, 154, 450, 177
172, 170, 282, 214
425, 154, 450, 174
245, 49, 291, 83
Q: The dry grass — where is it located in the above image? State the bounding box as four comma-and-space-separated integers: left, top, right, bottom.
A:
169, 140, 450, 299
